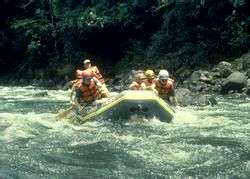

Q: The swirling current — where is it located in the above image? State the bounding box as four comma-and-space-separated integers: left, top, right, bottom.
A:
0, 86, 249, 178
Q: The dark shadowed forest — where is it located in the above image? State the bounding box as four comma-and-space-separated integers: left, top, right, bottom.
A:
0, 0, 249, 81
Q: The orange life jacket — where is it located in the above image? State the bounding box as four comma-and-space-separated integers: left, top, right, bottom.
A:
155, 79, 174, 95
76, 79, 100, 102
72, 79, 82, 89
86, 66, 105, 84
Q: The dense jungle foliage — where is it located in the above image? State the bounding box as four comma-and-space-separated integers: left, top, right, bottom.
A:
0, 0, 249, 81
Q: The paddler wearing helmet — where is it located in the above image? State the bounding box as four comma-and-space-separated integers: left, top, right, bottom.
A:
83, 59, 110, 97
141, 69, 158, 94
70, 69, 105, 108
155, 70, 178, 106
129, 71, 147, 90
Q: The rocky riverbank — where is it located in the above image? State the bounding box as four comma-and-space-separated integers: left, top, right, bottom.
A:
1, 52, 249, 107
109, 51, 250, 106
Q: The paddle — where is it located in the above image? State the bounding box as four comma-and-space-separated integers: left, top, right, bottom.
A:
56, 105, 75, 119
56, 104, 85, 119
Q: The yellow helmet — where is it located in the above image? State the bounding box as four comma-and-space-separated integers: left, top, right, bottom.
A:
145, 70, 155, 78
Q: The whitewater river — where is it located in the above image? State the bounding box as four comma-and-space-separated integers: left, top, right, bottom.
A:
0, 86, 249, 178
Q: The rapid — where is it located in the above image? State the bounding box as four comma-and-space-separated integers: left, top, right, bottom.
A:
0, 86, 249, 178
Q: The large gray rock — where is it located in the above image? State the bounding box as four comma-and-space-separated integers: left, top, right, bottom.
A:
175, 88, 217, 106
110, 70, 141, 91
240, 53, 250, 70
192, 81, 211, 92
233, 52, 250, 70
246, 69, 250, 78
175, 88, 191, 106
184, 70, 213, 92
190, 70, 213, 83
210, 78, 224, 92
245, 79, 250, 95
212, 61, 233, 78
176, 67, 192, 81
32, 91, 48, 97
221, 72, 247, 94
243, 59, 250, 70
182, 80, 211, 93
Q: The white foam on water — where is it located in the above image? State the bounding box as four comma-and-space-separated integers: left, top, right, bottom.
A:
0, 86, 69, 102
0, 111, 69, 143
0, 86, 249, 178
172, 105, 243, 129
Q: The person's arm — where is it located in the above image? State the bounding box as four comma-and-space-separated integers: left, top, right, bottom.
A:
141, 82, 147, 90
149, 81, 158, 94
129, 82, 136, 90
170, 95, 178, 106
92, 77, 109, 97
169, 86, 178, 106
92, 77, 102, 89
70, 87, 78, 105
147, 85, 158, 94
69, 85, 81, 107
70, 85, 76, 105
142, 82, 158, 94
151, 87, 158, 95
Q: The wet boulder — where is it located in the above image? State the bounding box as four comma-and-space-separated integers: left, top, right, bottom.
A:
184, 70, 213, 92
191, 81, 211, 92
225, 92, 247, 99
233, 52, 250, 71
245, 79, 250, 95
109, 70, 140, 91
209, 78, 224, 92
183, 80, 211, 93
190, 70, 213, 83
221, 72, 247, 94
212, 61, 233, 78
246, 69, 250, 78
182, 94, 217, 106
240, 53, 250, 70
32, 91, 48, 97
175, 88, 217, 106
175, 88, 191, 106
176, 67, 192, 81
243, 59, 250, 70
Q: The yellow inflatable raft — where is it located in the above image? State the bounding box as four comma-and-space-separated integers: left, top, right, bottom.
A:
79, 90, 174, 123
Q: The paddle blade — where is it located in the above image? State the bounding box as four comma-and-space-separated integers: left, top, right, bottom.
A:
56, 106, 74, 119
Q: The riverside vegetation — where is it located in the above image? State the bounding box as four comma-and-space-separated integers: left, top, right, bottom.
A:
0, 1, 249, 96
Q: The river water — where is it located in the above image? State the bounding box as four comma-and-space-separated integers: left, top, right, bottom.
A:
0, 86, 249, 178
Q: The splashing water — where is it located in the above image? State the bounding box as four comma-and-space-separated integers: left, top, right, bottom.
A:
0, 86, 249, 178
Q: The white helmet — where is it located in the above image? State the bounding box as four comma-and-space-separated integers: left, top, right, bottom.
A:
158, 69, 169, 80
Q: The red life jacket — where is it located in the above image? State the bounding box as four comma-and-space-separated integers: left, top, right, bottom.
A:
76, 79, 100, 102
155, 79, 174, 95
87, 66, 105, 84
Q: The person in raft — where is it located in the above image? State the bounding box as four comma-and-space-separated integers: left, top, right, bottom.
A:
141, 69, 158, 94
155, 70, 178, 106
83, 59, 109, 97
70, 70, 108, 109
129, 71, 147, 90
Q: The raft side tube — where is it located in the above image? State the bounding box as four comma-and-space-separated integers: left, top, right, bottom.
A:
79, 90, 174, 123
